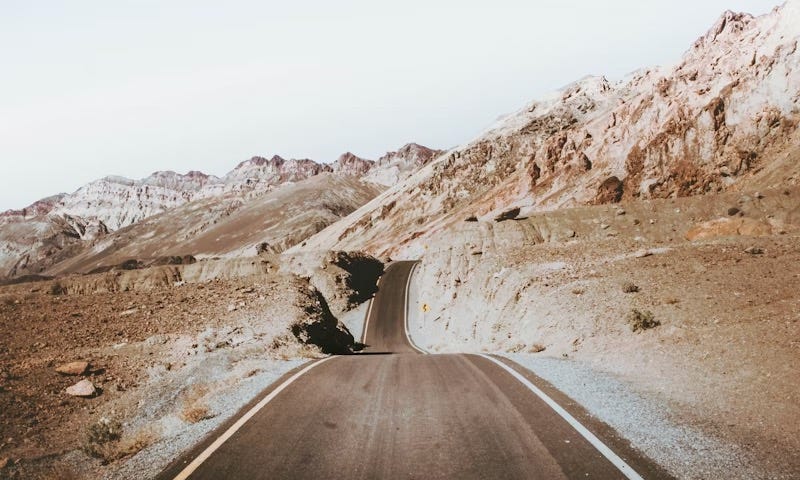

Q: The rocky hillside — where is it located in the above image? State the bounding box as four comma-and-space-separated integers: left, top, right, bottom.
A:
295, 1, 800, 257
0, 143, 441, 280
41, 174, 383, 277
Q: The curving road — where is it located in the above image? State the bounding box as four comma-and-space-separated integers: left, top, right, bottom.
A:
158, 261, 672, 480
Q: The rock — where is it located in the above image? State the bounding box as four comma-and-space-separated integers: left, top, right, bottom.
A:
565, 229, 577, 238
744, 246, 764, 254
0, 457, 11, 469
594, 176, 624, 204
65, 379, 96, 397
600, 223, 610, 230
464, 215, 478, 222
494, 207, 520, 222
727, 207, 741, 216
227, 304, 237, 312
686, 217, 773, 241
634, 250, 653, 258
55, 361, 89, 376
615, 208, 626, 216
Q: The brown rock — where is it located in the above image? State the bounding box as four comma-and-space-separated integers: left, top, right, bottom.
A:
55, 361, 89, 376
65, 379, 96, 397
685, 217, 773, 241
494, 207, 521, 222
594, 176, 624, 204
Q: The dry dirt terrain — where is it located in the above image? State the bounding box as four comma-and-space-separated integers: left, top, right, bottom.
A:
0, 252, 380, 479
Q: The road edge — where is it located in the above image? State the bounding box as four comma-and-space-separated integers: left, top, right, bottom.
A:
477, 353, 644, 479
157, 356, 336, 480
403, 261, 428, 354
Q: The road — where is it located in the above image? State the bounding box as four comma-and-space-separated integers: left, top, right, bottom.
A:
159, 261, 671, 479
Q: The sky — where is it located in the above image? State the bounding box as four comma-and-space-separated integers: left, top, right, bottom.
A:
0, 0, 780, 210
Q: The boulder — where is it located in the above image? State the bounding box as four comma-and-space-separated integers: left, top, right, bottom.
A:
685, 217, 773, 241
494, 207, 520, 222
55, 361, 89, 376
66, 379, 96, 397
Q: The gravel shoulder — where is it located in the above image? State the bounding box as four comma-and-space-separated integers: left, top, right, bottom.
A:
406, 187, 800, 479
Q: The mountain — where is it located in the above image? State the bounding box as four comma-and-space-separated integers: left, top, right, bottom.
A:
364, 143, 445, 186
50, 171, 219, 231
40, 174, 383, 277
0, 143, 441, 280
293, 1, 800, 257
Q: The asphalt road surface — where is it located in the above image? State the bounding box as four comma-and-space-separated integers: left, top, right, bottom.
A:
159, 261, 671, 480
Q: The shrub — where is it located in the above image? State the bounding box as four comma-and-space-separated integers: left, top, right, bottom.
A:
627, 309, 660, 332
114, 427, 159, 459
180, 405, 213, 424
179, 384, 214, 424
621, 282, 639, 293
82, 418, 122, 461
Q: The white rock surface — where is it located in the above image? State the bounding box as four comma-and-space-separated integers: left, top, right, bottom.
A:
65, 379, 96, 397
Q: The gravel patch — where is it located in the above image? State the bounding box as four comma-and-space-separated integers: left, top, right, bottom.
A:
106, 356, 305, 480
503, 354, 774, 480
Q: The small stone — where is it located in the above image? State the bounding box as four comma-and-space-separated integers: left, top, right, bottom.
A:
744, 246, 764, 255
649, 219, 656, 224
227, 304, 237, 312
634, 250, 653, 258
727, 207, 741, 216
616, 208, 626, 216
65, 379, 96, 397
600, 223, 610, 230
565, 229, 576, 238
55, 361, 89, 376
0, 457, 10, 469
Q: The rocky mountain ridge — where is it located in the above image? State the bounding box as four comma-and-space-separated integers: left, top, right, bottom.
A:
2, 143, 442, 231
294, 0, 800, 257
0, 143, 441, 280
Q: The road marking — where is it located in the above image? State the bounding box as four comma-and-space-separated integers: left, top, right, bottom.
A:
172, 356, 336, 480
360, 270, 383, 344
403, 262, 428, 354
476, 354, 644, 480
361, 297, 375, 345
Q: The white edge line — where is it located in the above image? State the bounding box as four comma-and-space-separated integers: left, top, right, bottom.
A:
361, 297, 375, 345
476, 354, 644, 480
360, 268, 383, 344
172, 356, 336, 480
403, 262, 428, 354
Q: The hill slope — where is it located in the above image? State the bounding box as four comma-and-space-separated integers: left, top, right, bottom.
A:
295, 1, 800, 257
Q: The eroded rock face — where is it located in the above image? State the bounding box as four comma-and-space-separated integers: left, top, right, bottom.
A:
290, 280, 355, 355
308, 251, 385, 320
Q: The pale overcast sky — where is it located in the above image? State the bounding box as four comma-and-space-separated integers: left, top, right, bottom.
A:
0, 0, 780, 210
